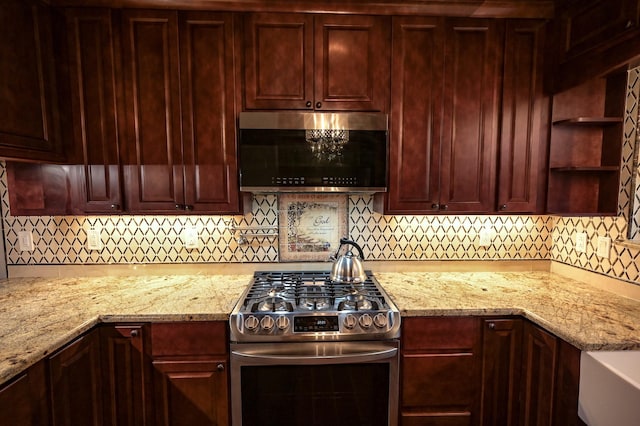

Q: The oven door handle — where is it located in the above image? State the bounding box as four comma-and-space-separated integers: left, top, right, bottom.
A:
231, 341, 398, 365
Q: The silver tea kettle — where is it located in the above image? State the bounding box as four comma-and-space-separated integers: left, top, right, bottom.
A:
330, 237, 366, 284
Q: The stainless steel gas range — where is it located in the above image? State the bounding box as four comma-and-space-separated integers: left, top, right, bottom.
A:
229, 270, 401, 426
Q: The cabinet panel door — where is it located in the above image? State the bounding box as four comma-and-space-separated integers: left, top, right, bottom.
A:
440, 19, 502, 213
314, 14, 390, 111
243, 13, 313, 110
49, 332, 103, 426
180, 12, 239, 213
121, 10, 184, 213
497, 20, 547, 213
66, 8, 122, 213
480, 318, 523, 426
101, 325, 148, 426
520, 322, 557, 426
152, 360, 229, 426
0, 362, 49, 426
387, 17, 444, 213
0, 0, 64, 161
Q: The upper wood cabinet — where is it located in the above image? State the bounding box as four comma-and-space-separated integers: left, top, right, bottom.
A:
121, 10, 239, 214
0, 0, 65, 162
65, 8, 123, 214
497, 20, 548, 213
386, 17, 503, 214
242, 13, 390, 112
549, 0, 640, 93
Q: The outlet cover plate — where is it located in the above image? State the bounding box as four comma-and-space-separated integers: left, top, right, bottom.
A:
575, 232, 587, 253
182, 226, 199, 249
87, 227, 102, 251
17, 231, 34, 252
597, 236, 611, 258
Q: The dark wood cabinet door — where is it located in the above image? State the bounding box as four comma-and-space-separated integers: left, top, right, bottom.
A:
180, 12, 239, 213
101, 325, 149, 426
152, 359, 229, 426
520, 322, 557, 426
0, 0, 64, 162
121, 9, 184, 213
49, 332, 103, 426
387, 16, 444, 213
66, 8, 123, 214
480, 318, 523, 426
439, 19, 502, 213
0, 362, 49, 426
243, 13, 313, 110
400, 317, 481, 426
497, 20, 548, 213
6, 162, 71, 215
314, 14, 390, 112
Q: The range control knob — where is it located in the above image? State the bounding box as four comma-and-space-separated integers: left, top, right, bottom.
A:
244, 315, 259, 331
260, 315, 275, 331
373, 313, 388, 328
359, 313, 373, 328
276, 316, 290, 330
343, 314, 358, 329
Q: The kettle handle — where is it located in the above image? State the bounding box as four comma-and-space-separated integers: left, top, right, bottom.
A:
339, 237, 365, 260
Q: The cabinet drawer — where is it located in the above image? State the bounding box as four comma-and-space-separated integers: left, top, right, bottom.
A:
402, 353, 477, 408
151, 322, 227, 357
402, 317, 480, 352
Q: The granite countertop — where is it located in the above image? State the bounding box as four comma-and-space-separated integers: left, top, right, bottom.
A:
1, 270, 640, 386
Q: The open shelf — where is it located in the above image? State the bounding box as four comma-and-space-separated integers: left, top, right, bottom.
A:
546, 72, 625, 215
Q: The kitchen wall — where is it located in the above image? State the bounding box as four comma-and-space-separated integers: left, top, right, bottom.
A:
2, 71, 639, 285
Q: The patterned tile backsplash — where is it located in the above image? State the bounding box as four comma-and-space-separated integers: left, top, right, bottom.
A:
2, 66, 640, 286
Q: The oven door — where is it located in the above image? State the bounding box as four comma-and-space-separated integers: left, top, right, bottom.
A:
230, 340, 399, 426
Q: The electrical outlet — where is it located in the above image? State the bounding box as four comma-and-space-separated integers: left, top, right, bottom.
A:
479, 227, 493, 247
182, 226, 199, 249
575, 232, 587, 253
597, 236, 611, 258
17, 230, 34, 252
87, 227, 102, 251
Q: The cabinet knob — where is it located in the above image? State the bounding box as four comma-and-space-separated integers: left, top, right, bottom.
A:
488, 322, 496, 330
626, 20, 634, 29
306, 101, 312, 108
441, 204, 448, 211
431, 203, 440, 210
110, 204, 119, 210
315, 101, 322, 109
500, 204, 507, 211
175, 204, 182, 210
184, 205, 192, 211
130, 329, 139, 337
217, 363, 225, 371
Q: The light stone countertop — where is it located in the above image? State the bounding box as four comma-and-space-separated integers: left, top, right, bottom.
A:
1, 270, 640, 386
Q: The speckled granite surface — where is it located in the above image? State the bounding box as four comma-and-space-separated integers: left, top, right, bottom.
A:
1, 271, 639, 386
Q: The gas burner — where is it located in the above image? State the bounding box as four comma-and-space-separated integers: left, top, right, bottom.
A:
256, 296, 292, 312
299, 297, 332, 311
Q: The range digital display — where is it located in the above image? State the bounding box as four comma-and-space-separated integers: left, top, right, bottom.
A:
294, 316, 339, 332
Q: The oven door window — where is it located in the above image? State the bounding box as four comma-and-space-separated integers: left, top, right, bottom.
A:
240, 363, 389, 426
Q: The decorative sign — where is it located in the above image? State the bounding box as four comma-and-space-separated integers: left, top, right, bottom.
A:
279, 194, 348, 261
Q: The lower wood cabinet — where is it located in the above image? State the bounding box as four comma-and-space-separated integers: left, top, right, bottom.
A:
100, 325, 149, 426
150, 321, 229, 426
49, 331, 103, 426
0, 361, 49, 426
400, 316, 582, 426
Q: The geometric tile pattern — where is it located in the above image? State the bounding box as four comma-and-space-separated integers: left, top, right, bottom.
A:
551, 215, 640, 284
348, 195, 551, 260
